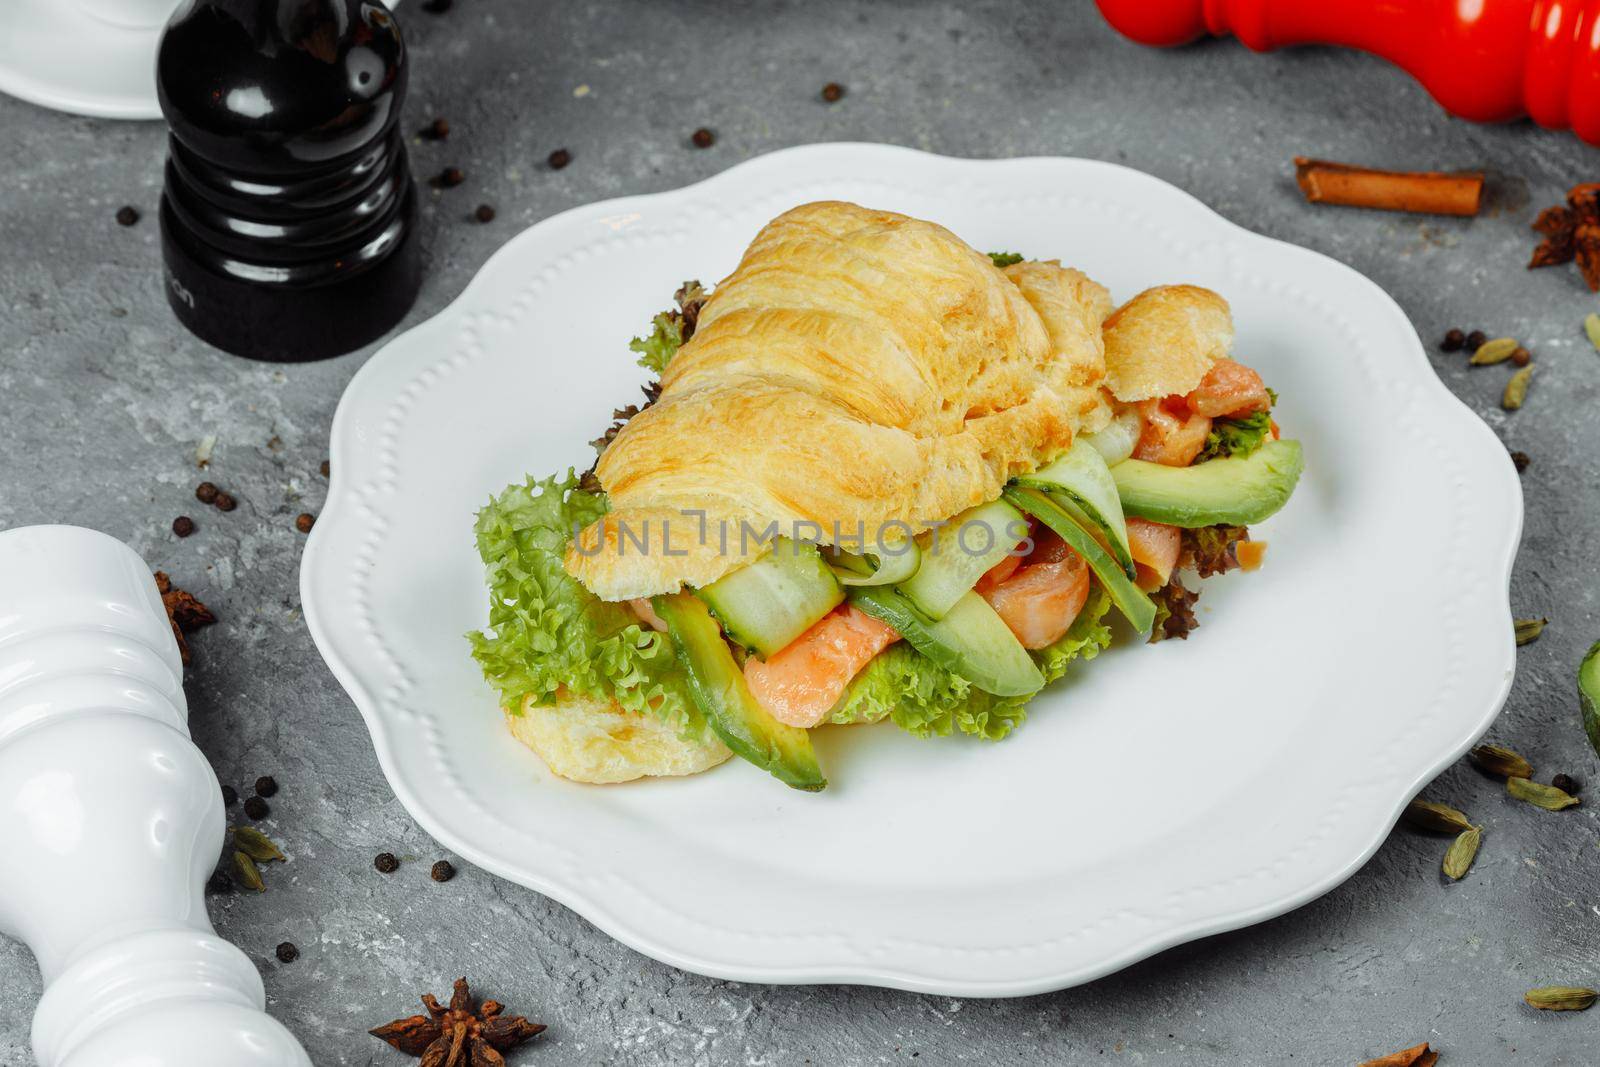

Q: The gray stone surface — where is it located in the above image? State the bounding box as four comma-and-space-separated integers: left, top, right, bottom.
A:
3, 1, 1598, 1063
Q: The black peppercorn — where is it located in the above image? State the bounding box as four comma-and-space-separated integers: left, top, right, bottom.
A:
1441, 328, 1465, 351
691, 127, 715, 149
434, 166, 466, 189
1510, 450, 1531, 473
548, 148, 571, 170
254, 775, 278, 797
430, 860, 456, 882
474, 203, 496, 223
1465, 329, 1487, 350
116, 206, 140, 226
172, 516, 196, 538
222, 784, 238, 806
295, 513, 315, 533
1511, 346, 1532, 366
196, 481, 219, 504
206, 870, 232, 894
374, 852, 399, 873
821, 82, 845, 103
214, 491, 237, 512
275, 941, 299, 963
1552, 773, 1580, 794
243, 795, 270, 820
422, 117, 450, 140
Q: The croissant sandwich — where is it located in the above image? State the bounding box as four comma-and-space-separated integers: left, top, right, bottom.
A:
470, 202, 1303, 789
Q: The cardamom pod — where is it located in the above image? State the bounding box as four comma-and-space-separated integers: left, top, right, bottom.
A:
1524, 986, 1598, 1011
1442, 825, 1482, 880
1471, 336, 1520, 364
231, 850, 265, 892
233, 825, 286, 863
1513, 617, 1547, 646
1470, 742, 1533, 779
1403, 797, 1473, 833
1585, 312, 1600, 354
1502, 364, 1535, 410
1507, 776, 1580, 810
1580, 640, 1600, 761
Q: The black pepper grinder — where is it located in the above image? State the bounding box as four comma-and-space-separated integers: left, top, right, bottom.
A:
157, 0, 421, 362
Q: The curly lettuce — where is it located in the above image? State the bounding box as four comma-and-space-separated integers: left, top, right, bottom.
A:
627, 313, 684, 376
467, 470, 704, 736
830, 587, 1113, 740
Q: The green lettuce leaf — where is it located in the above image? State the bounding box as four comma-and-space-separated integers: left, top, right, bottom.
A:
466, 470, 703, 735
829, 586, 1113, 740
988, 251, 1025, 268
628, 312, 684, 375
1197, 409, 1272, 462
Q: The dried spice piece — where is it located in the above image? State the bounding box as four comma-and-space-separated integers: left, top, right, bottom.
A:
214, 490, 237, 512
1470, 742, 1532, 778
1514, 617, 1547, 645
295, 512, 315, 533
422, 117, 450, 140
222, 784, 238, 806
233, 825, 285, 862
691, 127, 715, 148
547, 148, 571, 170
196, 481, 219, 504
1442, 825, 1481, 880
244, 795, 271, 820
1507, 776, 1580, 810
1583, 641, 1600, 760
431, 860, 456, 882
1148, 576, 1200, 642
821, 82, 845, 102
1524, 986, 1597, 1011
1550, 773, 1580, 794
370, 977, 545, 1067
1528, 182, 1600, 290
1294, 158, 1483, 215
1469, 337, 1519, 365
116, 205, 140, 226
255, 775, 278, 797
1359, 1041, 1434, 1067
1440, 328, 1465, 351
375, 852, 400, 873
231, 850, 265, 892
154, 571, 216, 665
1511, 346, 1532, 367
433, 167, 466, 189
1403, 798, 1474, 834
275, 941, 299, 963
1510, 450, 1530, 473
1502, 364, 1534, 410
172, 516, 196, 537
474, 204, 496, 223
1585, 313, 1600, 353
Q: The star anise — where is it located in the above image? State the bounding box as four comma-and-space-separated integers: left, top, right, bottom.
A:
370, 977, 544, 1067
153, 570, 216, 665
1528, 182, 1600, 291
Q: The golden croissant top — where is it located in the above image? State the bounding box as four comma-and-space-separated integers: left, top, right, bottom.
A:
565, 200, 1232, 601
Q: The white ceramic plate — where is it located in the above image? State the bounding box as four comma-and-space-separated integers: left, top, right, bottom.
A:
302, 143, 1521, 996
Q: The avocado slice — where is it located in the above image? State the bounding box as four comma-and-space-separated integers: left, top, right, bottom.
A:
653, 592, 826, 791
1111, 439, 1304, 528
850, 586, 1044, 697
1003, 485, 1156, 635
1581, 641, 1600, 759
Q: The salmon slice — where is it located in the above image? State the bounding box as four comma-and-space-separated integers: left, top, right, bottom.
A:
1126, 517, 1182, 591
1134, 396, 1213, 467
744, 604, 901, 728
980, 529, 1090, 649
1188, 358, 1271, 418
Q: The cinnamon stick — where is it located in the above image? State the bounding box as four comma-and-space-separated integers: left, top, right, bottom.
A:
1294, 157, 1483, 216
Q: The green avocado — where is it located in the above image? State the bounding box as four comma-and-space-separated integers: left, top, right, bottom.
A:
1580, 640, 1600, 759
1111, 438, 1304, 528
850, 586, 1044, 697
653, 592, 826, 791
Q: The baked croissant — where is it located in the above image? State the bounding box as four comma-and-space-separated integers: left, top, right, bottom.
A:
565, 201, 1114, 601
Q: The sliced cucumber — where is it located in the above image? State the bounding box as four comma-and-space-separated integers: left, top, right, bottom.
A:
1079, 406, 1141, 466
697, 537, 843, 658
1015, 438, 1136, 579
898, 499, 1027, 620
824, 539, 921, 587
850, 587, 1044, 697
653, 593, 826, 791
1112, 438, 1303, 528
1002, 485, 1156, 635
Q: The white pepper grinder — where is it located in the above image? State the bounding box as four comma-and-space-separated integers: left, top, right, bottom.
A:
0, 525, 311, 1067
